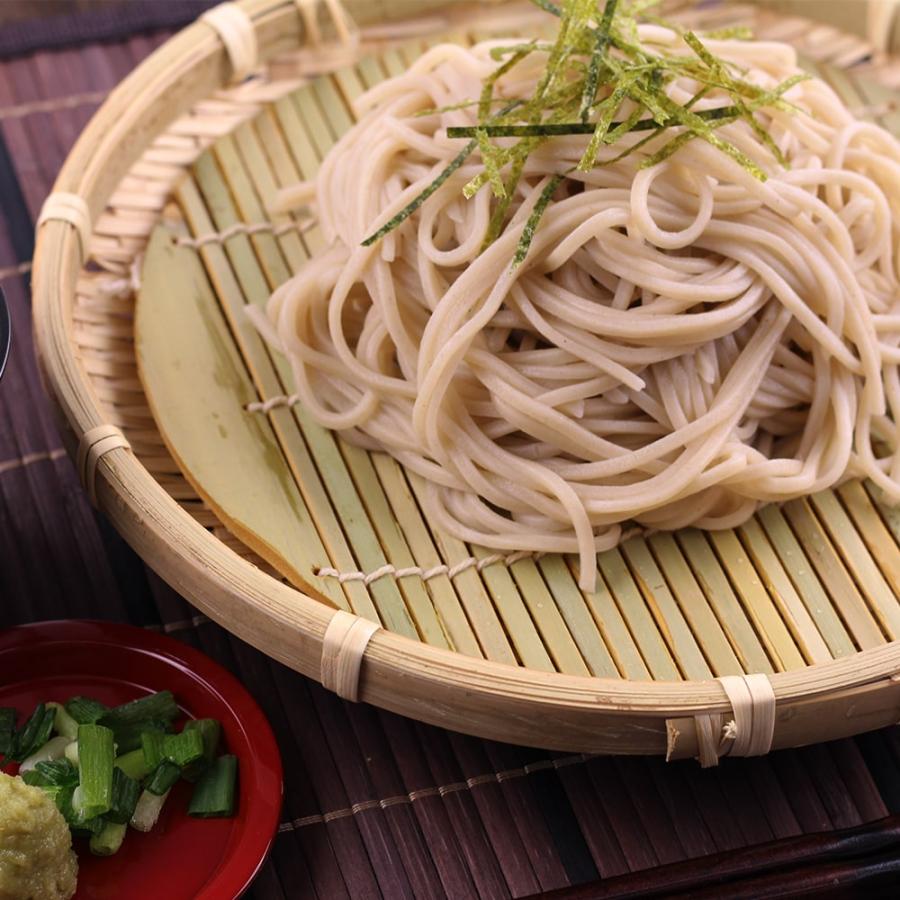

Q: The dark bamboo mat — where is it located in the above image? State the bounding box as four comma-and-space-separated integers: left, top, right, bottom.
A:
2, 10, 900, 900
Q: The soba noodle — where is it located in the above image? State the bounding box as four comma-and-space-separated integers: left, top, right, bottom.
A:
249, 26, 900, 591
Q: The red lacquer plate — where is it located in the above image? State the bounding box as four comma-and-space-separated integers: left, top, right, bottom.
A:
0, 620, 283, 900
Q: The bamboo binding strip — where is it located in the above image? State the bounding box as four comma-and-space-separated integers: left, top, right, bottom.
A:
37, 193, 92, 261
667, 674, 776, 768
321, 610, 381, 701
76, 425, 132, 506
200, 3, 259, 82
31, 0, 900, 757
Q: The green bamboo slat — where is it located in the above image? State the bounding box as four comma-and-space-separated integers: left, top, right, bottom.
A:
404, 474, 519, 665
537, 556, 620, 678
865, 481, 900, 546
756, 505, 856, 658
309, 69, 357, 141
135, 225, 347, 608
647, 533, 743, 676
851, 71, 900, 134
676, 530, 773, 674
275, 93, 325, 180
708, 530, 806, 671
459, 544, 554, 671
808, 57, 867, 117
736, 518, 832, 665
507, 559, 590, 675
620, 538, 713, 680
379, 44, 418, 78
231, 121, 309, 273
338, 443, 453, 648
331, 58, 369, 107
369, 454, 483, 658
213, 135, 290, 289
597, 549, 680, 681
354, 55, 388, 94
840, 482, 900, 606
289, 85, 337, 162
809, 490, 900, 641
580, 566, 651, 680
781, 498, 885, 648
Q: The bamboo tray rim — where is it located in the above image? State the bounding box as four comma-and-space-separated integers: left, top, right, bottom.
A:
31, 0, 900, 756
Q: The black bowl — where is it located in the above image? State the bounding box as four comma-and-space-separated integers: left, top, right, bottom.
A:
0, 286, 9, 380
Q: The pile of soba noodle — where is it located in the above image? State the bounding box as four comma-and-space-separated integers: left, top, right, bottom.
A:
249, 25, 900, 592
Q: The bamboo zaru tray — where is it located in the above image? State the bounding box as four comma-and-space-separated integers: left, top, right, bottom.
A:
32, 0, 900, 762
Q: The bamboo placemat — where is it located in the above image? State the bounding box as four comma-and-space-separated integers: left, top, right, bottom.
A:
3, 5, 900, 898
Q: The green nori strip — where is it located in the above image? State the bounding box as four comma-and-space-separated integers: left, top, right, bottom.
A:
361, 139, 476, 247
513, 172, 566, 268
446, 105, 741, 138
579, 0, 619, 121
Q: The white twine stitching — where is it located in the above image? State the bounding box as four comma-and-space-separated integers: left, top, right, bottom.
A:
246, 392, 300, 413
96, 255, 143, 299
144, 614, 212, 635
0, 90, 108, 121
177, 219, 313, 249
315, 550, 545, 585
0, 260, 32, 282
0, 448, 67, 477
276, 752, 594, 832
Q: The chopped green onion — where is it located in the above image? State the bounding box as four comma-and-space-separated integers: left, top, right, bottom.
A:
90, 821, 127, 857
106, 768, 141, 825
77, 724, 115, 819
69, 786, 106, 835
19, 736, 71, 775
20, 769, 49, 787
47, 702, 79, 741
115, 748, 151, 782
131, 789, 170, 832
64, 741, 79, 766
145, 761, 181, 796
106, 718, 167, 755
141, 731, 167, 772
98, 691, 179, 729
0, 708, 16, 758
65, 697, 109, 726
11, 704, 56, 763
34, 758, 79, 787
54, 783, 78, 824
163, 729, 204, 768
182, 719, 222, 782
188, 755, 238, 819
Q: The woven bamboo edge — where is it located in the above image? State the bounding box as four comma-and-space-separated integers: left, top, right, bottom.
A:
32, 0, 900, 757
